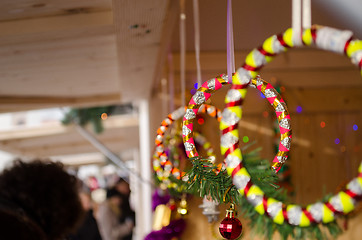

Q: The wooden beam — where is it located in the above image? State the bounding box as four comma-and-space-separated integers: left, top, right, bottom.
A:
0, 114, 138, 141
151, 0, 179, 95
0, 11, 114, 45
155, 85, 362, 114
171, 50, 356, 72
112, 0, 170, 102
169, 68, 361, 90
0, 94, 120, 105
0, 93, 122, 113
0, 125, 139, 157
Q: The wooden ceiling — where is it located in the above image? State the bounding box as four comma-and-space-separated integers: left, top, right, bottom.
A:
0, 0, 361, 161
0, 0, 361, 112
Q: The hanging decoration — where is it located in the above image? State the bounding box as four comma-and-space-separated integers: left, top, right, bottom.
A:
199, 197, 221, 223
219, 204, 242, 240
182, 75, 292, 172
182, 71, 360, 238
271, 82, 294, 195
221, 26, 362, 228
153, 105, 221, 194
146, 191, 187, 240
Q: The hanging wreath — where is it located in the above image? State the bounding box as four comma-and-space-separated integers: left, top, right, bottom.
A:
153, 105, 222, 192
220, 25, 362, 227
182, 75, 291, 172
181, 25, 362, 239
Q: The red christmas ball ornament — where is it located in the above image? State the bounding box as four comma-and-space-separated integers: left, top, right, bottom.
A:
219, 204, 242, 240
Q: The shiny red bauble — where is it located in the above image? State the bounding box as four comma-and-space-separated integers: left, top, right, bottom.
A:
219, 216, 242, 240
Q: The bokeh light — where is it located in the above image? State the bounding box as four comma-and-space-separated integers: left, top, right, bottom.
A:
242, 136, 249, 143
334, 138, 340, 144
340, 146, 346, 153
101, 113, 108, 120
197, 118, 204, 125
296, 106, 302, 113
320, 121, 326, 128
353, 124, 358, 131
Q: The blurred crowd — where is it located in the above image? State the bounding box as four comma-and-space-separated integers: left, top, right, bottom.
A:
0, 159, 135, 240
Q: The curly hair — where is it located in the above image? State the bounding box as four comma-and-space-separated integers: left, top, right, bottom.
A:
0, 159, 84, 239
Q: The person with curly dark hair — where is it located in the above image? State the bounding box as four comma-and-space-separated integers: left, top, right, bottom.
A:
0, 159, 85, 240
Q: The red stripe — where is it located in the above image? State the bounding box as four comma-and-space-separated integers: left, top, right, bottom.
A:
345, 189, 358, 199
262, 196, 269, 216
222, 124, 238, 135
157, 151, 165, 157
359, 58, 362, 69
224, 142, 239, 159
359, 172, 362, 178
311, 27, 317, 42
242, 63, 263, 72
244, 181, 252, 197
282, 207, 288, 223
344, 37, 353, 55
302, 208, 315, 223
225, 99, 243, 108
325, 202, 339, 214
258, 46, 276, 57
232, 84, 249, 89
231, 162, 242, 178
277, 34, 291, 48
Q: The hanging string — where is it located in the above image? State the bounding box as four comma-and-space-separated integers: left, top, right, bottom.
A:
226, 0, 235, 83
168, 49, 175, 112
161, 78, 167, 118
292, 0, 302, 46
302, 0, 311, 29
180, 0, 186, 107
193, 0, 202, 88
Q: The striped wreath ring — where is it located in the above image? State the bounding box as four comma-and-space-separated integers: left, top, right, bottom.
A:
221, 25, 362, 226
153, 105, 221, 190
182, 74, 291, 173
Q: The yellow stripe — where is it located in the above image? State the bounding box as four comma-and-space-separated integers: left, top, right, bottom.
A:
260, 81, 268, 93
232, 72, 241, 84
188, 150, 197, 158
281, 132, 292, 139
183, 120, 194, 125
277, 151, 288, 157
183, 134, 193, 142
188, 104, 199, 110
272, 162, 282, 170
277, 112, 288, 122
198, 87, 215, 94
217, 76, 228, 84
251, 78, 257, 86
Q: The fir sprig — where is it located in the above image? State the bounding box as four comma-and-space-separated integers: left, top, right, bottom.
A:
178, 149, 343, 240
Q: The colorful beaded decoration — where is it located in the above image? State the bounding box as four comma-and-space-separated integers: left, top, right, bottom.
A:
182, 74, 291, 173
153, 105, 221, 190
221, 25, 362, 226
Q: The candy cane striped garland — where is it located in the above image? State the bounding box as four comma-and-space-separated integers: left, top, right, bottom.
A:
183, 75, 229, 158
153, 105, 221, 189
182, 74, 291, 172
222, 25, 362, 226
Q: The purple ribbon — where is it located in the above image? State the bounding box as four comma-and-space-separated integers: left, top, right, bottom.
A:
227, 0, 235, 83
